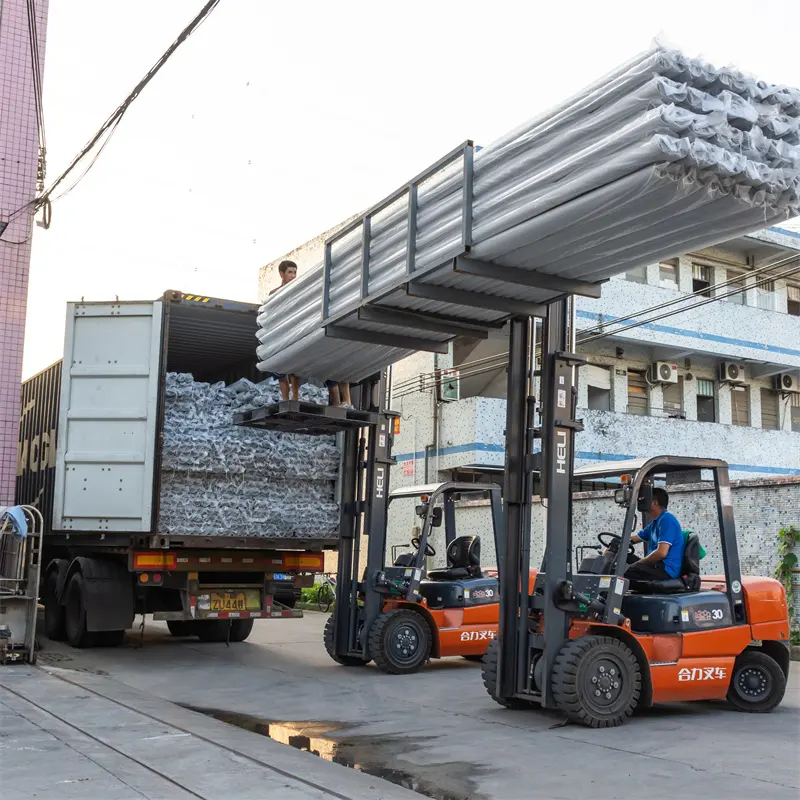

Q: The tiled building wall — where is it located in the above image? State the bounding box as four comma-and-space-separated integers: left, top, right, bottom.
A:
0, 0, 48, 504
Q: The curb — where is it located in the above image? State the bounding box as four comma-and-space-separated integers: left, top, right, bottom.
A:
791, 645, 800, 662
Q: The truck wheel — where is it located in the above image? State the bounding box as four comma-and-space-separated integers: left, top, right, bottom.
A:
727, 650, 786, 713
551, 635, 640, 728
43, 570, 67, 641
368, 609, 431, 675
64, 574, 97, 649
228, 619, 254, 642
167, 620, 197, 638
323, 613, 368, 666
481, 639, 535, 709
196, 620, 230, 643
98, 630, 126, 647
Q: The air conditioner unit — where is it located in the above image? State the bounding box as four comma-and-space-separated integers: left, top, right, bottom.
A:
774, 373, 799, 393
719, 362, 746, 384
649, 361, 678, 384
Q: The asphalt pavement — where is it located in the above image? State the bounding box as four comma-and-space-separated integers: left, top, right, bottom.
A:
2, 612, 798, 800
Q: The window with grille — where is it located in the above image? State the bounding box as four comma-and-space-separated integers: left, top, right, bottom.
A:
662, 377, 684, 417
584, 364, 611, 411
659, 259, 678, 289
725, 269, 747, 305
731, 385, 749, 427
760, 388, 780, 430
696, 379, 716, 422
791, 393, 800, 433
627, 370, 648, 415
756, 279, 776, 311
693, 263, 712, 297
626, 265, 647, 284
788, 283, 800, 317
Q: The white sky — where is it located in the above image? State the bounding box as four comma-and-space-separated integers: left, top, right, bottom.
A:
24, 0, 800, 377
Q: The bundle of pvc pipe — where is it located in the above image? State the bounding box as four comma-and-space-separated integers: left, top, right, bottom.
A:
256, 44, 799, 382
158, 374, 340, 537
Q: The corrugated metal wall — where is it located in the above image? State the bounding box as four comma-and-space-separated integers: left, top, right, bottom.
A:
16, 361, 62, 528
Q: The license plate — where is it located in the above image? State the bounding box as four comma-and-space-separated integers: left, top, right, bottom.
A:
210, 592, 247, 612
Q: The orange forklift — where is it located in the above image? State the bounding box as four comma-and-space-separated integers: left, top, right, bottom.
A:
323, 480, 506, 673
482, 304, 791, 726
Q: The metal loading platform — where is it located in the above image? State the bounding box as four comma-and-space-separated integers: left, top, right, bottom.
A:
234, 400, 383, 436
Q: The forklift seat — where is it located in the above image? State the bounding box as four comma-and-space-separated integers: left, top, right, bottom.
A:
393, 552, 416, 568
426, 535, 482, 581
628, 534, 702, 595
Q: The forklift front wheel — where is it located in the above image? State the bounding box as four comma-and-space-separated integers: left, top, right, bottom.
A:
369, 609, 432, 675
727, 650, 786, 713
323, 614, 369, 667
552, 635, 641, 728
481, 639, 536, 709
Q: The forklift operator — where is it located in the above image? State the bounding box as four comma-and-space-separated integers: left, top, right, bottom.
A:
624, 488, 685, 582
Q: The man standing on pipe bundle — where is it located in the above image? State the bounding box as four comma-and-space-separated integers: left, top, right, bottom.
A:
270, 260, 300, 401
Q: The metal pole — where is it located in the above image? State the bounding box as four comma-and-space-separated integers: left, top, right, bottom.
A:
498, 316, 532, 700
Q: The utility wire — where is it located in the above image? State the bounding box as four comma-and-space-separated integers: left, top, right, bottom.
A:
0, 0, 222, 241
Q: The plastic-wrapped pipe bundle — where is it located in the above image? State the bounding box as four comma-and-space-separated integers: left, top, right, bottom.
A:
158, 373, 340, 537
256, 44, 800, 381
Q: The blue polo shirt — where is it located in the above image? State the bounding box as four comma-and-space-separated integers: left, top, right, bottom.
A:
639, 510, 685, 578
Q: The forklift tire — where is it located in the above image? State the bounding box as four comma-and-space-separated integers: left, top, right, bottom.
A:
551, 635, 640, 728
727, 650, 786, 713
481, 639, 535, 709
369, 609, 432, 675
323, 614, 369, 666
228, 619, 254, 642
43, 570, 67, 641
167, 620, 197, 638
64, 574, 97, 649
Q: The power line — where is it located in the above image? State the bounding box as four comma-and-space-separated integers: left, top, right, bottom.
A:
0, 0, 222, 241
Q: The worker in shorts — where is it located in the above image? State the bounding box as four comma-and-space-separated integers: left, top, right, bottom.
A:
270, 260, 300, 402
326, 381, 352, 408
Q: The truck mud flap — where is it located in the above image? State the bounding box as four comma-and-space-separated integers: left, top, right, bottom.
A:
65, 557, 135, 633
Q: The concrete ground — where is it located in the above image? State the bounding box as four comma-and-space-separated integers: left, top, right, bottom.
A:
5, 612, 799, 800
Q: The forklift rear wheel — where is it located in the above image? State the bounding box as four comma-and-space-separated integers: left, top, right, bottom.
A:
323, 613, 369, 666
64, 574, 97, 649
43, 570, 67, 641
727, 650, 786, 713
481, 639, 535, 709
369, 609, 432, 675
552, 635, 640, 728
167, 620, 197, 637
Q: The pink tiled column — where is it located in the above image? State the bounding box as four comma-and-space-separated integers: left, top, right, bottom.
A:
0, 0, 49, 504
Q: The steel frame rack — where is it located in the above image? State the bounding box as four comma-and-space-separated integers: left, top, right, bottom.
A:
319, 142, 602, 355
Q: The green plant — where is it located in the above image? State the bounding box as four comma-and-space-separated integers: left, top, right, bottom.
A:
791, 629, 800, 647
300, 587, 317, 604
774, 525, 798, 616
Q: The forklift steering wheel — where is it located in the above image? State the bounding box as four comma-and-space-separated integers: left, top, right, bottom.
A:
597, 532, 635, 554
411, 537, 436, 557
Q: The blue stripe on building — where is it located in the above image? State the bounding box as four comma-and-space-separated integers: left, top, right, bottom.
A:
392, 443, 800, 476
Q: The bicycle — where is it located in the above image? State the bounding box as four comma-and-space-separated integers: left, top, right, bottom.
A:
317, 573, 336, 612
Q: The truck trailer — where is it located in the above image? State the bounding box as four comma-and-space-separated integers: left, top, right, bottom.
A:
17, 291, 340, 647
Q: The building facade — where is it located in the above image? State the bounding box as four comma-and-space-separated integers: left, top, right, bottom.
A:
0, 0, 49, 505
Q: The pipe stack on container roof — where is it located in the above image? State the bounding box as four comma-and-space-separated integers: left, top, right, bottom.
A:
256, 43, 800, 382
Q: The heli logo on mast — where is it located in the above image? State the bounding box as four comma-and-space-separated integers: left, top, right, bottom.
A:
375, 466, 385, 499
556, 430, 568, 474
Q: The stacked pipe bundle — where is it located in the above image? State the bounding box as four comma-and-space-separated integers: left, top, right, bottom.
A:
255, 44, 799, 381
158, 373, 340, 537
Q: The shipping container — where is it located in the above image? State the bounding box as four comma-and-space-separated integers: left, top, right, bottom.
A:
18, 291, 339, 649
